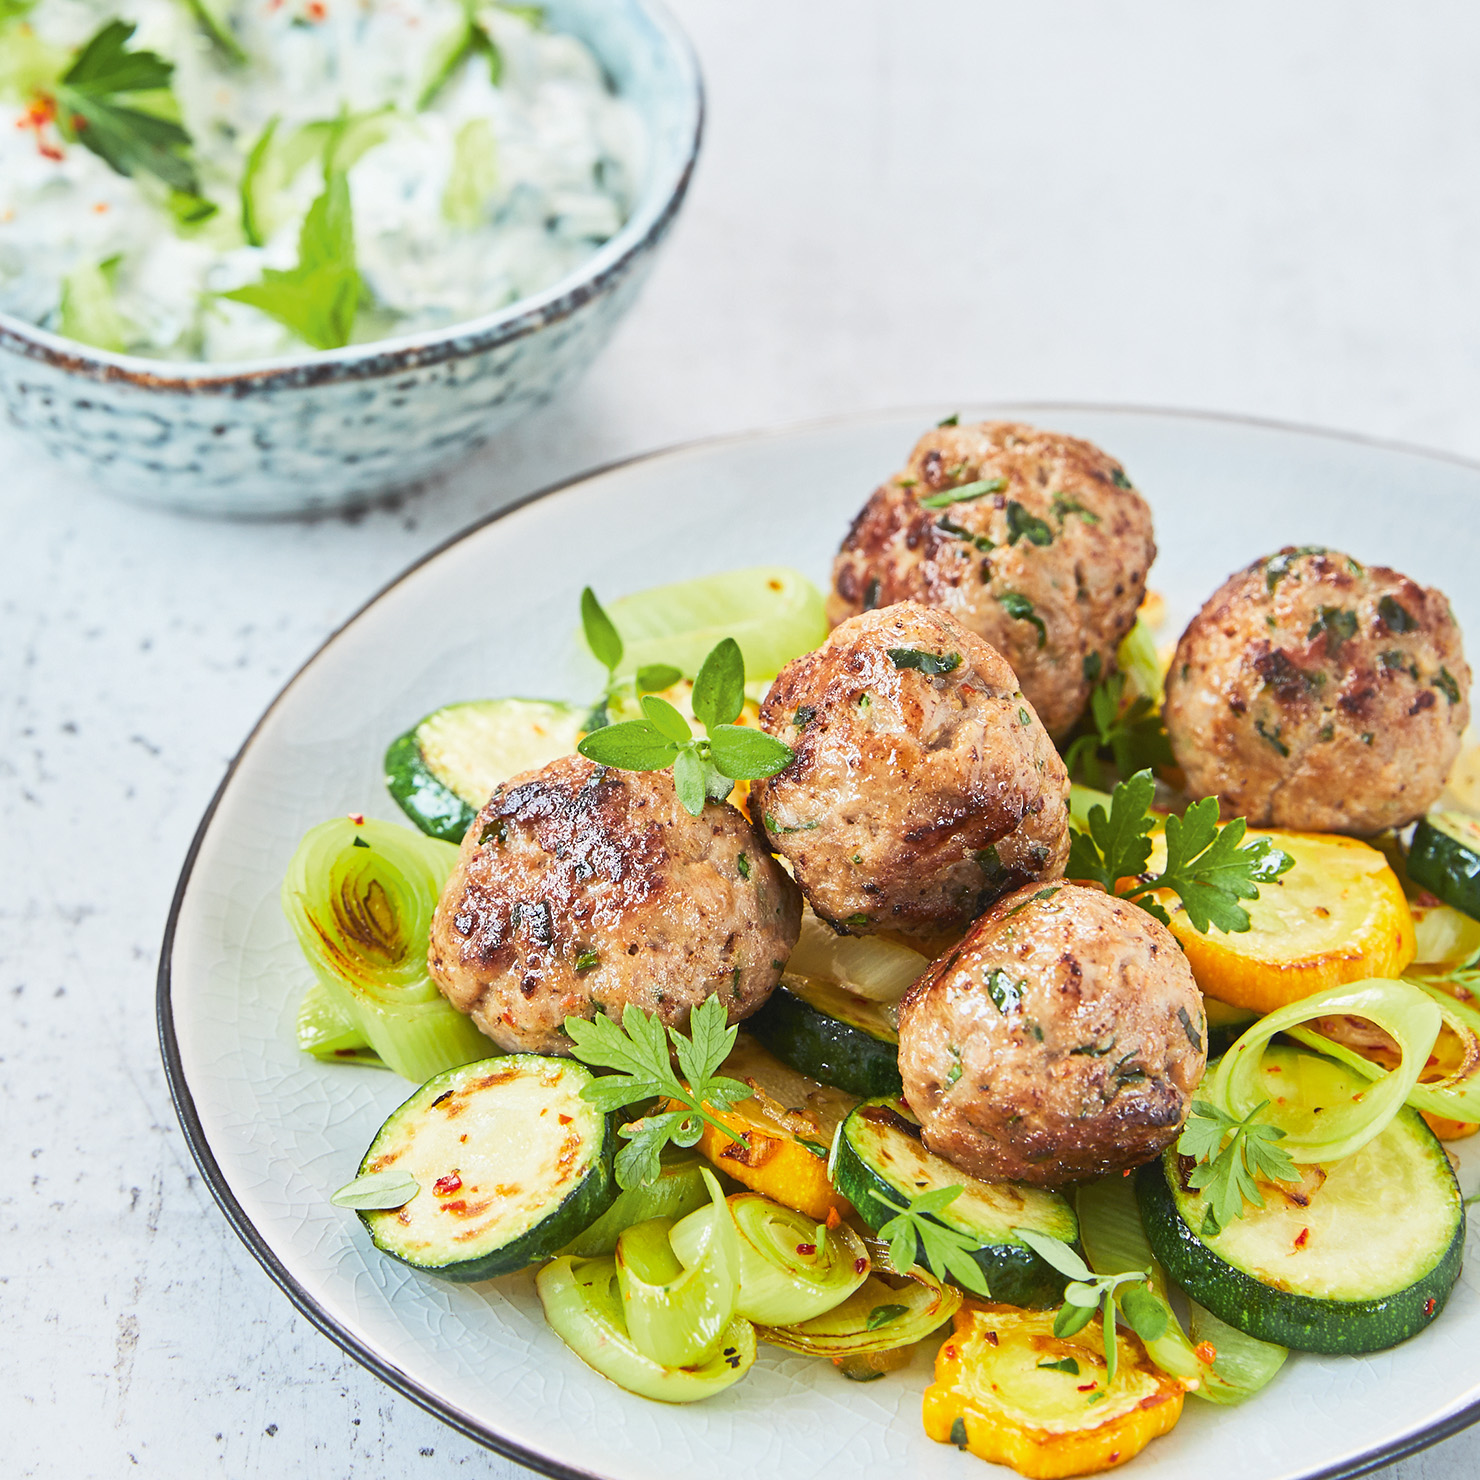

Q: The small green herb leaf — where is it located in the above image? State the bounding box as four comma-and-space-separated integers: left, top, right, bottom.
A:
1037, 1357, 1080, 1375
997, 591, 1046, 648
866, 1303, 910, 1330
331, 1169, 420, 1210
692, 637, 746, 730
1005, 501, 1054, 547
640, 694, 694, 744
671, 745, 707, 815
1379, 595, 1418, 633
919, 478, 1006, 509
577, 719, 680, 771
635, 663, 683, 695
887, 647, 962, 676
874, 1184, 990, 1297
708, 724, 794, 780
581, 587, 623, 674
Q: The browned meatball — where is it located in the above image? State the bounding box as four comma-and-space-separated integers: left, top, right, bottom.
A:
897, 882, 1204, 1187
1163, 547, 1471, 833
428, 756, 802, 1054
828, 421, 1156, 737
749, 602, 1069, 946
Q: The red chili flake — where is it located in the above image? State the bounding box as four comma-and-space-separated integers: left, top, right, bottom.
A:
796, 1243, 817, 1256
1194, 1341, 1217, 1365
825, 1207, 842, 1229
1425, 1298, 1437, 1316
943, 1345, 958, 1360
983, 1331, 998, 1347
1294, 1227, 1310, 1249
347, 812, 365, 825
854, 1257, 867, 1274
434, 1172, 463, 1196
1077, 1383, 1096, 1392
305, 0, 327, 18
557, 1114, 573, 1125
1122, 1168, 1133, 1177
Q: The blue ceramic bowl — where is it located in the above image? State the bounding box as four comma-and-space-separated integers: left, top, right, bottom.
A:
0, 0, 701, 517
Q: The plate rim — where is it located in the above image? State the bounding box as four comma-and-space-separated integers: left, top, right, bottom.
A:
157, 401, 1480, 1480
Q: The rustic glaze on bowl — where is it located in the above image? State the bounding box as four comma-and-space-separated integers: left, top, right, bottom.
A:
0, 0, 702, 517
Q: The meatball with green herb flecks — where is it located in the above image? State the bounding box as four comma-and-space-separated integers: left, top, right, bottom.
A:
1163, 547, 1470, 834
748, 602, 1069, 948
428, 756, 801, 1054
828, 421, 1156, 738
897, 881, 1204, 1187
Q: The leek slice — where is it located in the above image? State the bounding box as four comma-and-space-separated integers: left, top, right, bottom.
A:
757, 1266, 961, 1356
1117, 616, 1165, 706
282, 816, 492, 1081
295, 977, 385, 1067
615, 1169, 738, 1368
1210, 978, 1441, 1163
562, 1157, 710, 1257
785, 909, 928, 1004
1292, 977, 1480, 1123
1411, 902, 1480, 967
537, 1255, 755, 1404
670, 1193, 870, 1326
591, 566, 828, 681
1077, 1175, 1286, 1405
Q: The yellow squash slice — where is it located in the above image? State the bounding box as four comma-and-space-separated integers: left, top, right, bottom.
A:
1147, 831, 1414, 1015
923, 1305, 1185, 1479
682, 1034, 856, 1221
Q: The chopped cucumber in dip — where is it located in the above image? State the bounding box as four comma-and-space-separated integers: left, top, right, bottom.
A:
0, 1, 641, 360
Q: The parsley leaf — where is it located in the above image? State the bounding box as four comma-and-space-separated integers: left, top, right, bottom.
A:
1178, 1099, 1297, 1229
563, 996, 753, 1189
52, 20, 201, 195
1005, 501, 1053, 547
222, 170, 362, 350
1065, 770, 1294, 934
1063, 673, 1174, 788
874, 1185, 991, 1298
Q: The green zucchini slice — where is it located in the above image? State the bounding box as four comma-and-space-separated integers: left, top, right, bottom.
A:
1408, 810, 1480, 922
384, 699, 584, 843
356, 1056, 616, 1282
1138, 1047, 1464, 1354
832, 1100, 1078, 1307
746, 976, 903, 1098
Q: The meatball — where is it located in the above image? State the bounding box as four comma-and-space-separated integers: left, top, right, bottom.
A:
828, 421, 1156, 737
1163, 547, 1471, 833
749, 602, 1070, 946
898, 882, 1204, 1187
428, 756, 802, 1054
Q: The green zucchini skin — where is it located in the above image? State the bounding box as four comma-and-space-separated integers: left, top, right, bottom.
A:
358, 1056, 617, 1283
746, 981, 903, 1098
832, 1101, 1077, 1308
1136, 1154, 1464, 1354
384, 728, 477, 844
1408, 811, 1480, 922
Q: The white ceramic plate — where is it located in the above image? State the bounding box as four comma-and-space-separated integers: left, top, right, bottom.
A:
160, 407, 1480, 1480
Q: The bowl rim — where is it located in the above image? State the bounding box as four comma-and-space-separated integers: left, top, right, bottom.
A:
157, 400, 1480, 1480
0, 0, 703, 395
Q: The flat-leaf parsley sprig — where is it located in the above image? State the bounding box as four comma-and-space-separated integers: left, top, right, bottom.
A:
1066, 769, 1293, 934
872, 1185, 992, 1299
1177, 1098, 1297, 1234
577, 595, 794, 817
563, 996, 753, 1189
49, 20, 203, 195
1011, 1229, 1169, 1385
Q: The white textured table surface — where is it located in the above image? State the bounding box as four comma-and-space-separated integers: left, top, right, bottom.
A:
5, 3, 1480, 1476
